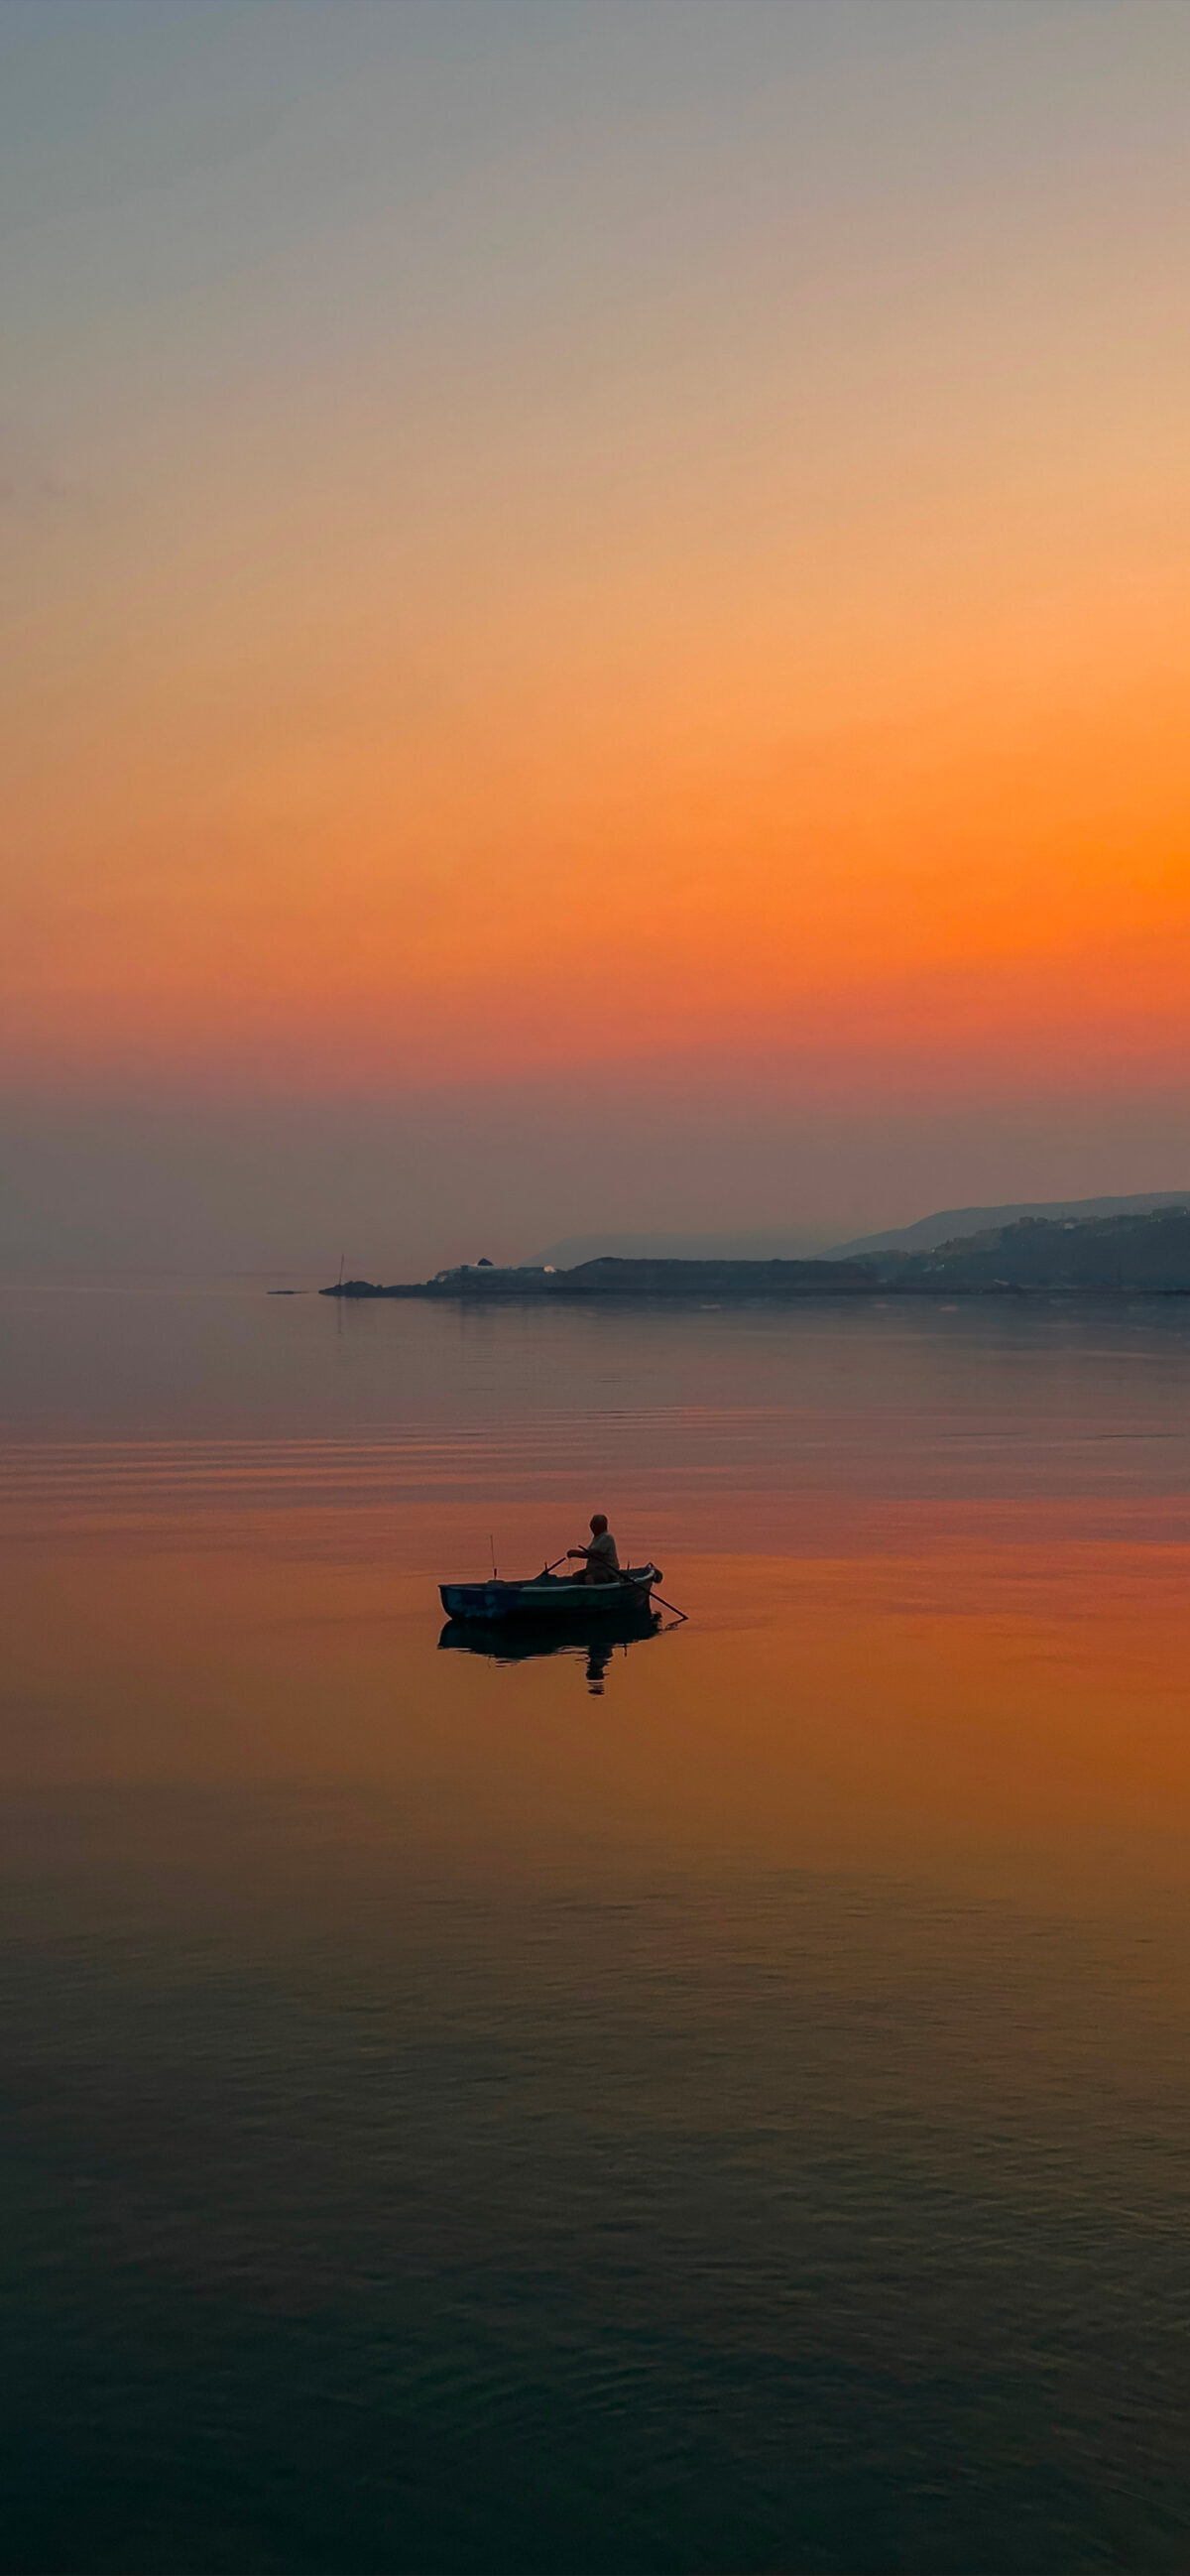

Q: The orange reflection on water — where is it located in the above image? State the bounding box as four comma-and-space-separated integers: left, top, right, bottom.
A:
7, 1496, 1190, 1910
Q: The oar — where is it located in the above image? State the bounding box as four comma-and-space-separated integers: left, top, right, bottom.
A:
615, 1565, 688, 1624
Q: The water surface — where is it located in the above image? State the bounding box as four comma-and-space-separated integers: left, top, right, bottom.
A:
2, 1286, 1190, 2571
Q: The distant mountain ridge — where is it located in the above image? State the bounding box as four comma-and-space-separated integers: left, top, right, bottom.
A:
830, 1193, 1190, 1258
895, 1204, 1190, 1290
536, 1197, 1190, 1271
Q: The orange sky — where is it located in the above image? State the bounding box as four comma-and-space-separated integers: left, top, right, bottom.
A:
4, 2, 1190, 1263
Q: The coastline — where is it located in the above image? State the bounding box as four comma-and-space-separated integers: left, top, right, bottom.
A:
319, 1271, 1190, 1304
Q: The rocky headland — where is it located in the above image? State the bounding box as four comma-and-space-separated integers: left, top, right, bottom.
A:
320, 1206, 1190, 1301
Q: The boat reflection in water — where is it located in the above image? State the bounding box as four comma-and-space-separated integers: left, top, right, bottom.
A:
438, 1602, 664, 1694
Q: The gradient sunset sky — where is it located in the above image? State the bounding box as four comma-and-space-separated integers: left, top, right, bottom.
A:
4, 0, 1189, 1273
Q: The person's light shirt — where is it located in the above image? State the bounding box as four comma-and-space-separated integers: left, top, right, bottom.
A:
585, 1530, 620, 1582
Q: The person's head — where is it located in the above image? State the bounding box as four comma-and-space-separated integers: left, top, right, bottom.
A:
590, 1514, 608, 1534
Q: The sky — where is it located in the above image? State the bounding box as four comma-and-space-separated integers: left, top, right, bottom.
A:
3, 0, 1189, 1275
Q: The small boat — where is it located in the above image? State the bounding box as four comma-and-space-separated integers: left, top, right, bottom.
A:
438, 1565, 663, 1624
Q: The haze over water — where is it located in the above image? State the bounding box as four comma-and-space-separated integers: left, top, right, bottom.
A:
3, 1284, 1190, 2570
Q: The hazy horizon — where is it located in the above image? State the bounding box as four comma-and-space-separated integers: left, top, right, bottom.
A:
4, 1108, 1190, 1284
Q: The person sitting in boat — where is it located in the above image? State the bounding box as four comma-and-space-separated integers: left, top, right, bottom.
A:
567, 1515, 620, 1585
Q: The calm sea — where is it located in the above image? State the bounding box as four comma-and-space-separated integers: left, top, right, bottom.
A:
3, 1283, 1190, 2573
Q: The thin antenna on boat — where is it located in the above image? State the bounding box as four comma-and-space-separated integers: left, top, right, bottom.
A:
490, 1532, 498, 1578
337, 1252, 345, 1287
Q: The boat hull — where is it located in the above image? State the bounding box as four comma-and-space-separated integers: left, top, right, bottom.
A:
438, 1565, 661, 1623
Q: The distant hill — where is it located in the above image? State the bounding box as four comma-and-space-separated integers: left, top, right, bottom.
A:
831, 1192, 1190, 1258
899, 1205, 1190, 1289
